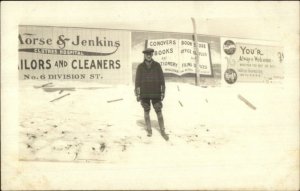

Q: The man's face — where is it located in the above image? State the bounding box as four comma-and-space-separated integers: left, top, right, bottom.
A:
144, 53, 153, 61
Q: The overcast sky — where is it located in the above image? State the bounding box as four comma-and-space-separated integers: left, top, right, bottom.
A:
3, 1, 298, 41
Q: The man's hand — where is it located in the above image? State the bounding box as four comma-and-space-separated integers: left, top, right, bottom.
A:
135, 87, 141, 102
161, 93, 165, 101
161, 85, 165, 101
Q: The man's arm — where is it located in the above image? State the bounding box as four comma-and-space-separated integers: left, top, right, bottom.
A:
157, 63, 165, 100
135, 65, 141, 100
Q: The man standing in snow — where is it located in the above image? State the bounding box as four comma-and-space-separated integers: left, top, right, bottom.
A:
135, 48, 169, 141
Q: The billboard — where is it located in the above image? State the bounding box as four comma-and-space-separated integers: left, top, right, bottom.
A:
19, 26, 131, 84
146, 39, 213, 76
132, 31, 221, 86
18, 26, 284, 86
146, 39, 180, 74
178, 39, 212, 75
221, 37, 284, 84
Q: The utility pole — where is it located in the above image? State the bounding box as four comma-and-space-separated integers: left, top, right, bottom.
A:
191, 17, 200, 86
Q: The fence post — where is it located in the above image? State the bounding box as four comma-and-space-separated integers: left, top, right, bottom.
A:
191, 17, 200, 86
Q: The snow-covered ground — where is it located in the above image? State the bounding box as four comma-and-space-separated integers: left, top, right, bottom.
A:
18, 80, 299, 189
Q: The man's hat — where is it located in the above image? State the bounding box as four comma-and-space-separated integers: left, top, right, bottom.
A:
142, 48, 154, 54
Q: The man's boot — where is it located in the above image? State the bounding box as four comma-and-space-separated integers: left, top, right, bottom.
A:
156, 111, 169, 141
144, 111, 152, 137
